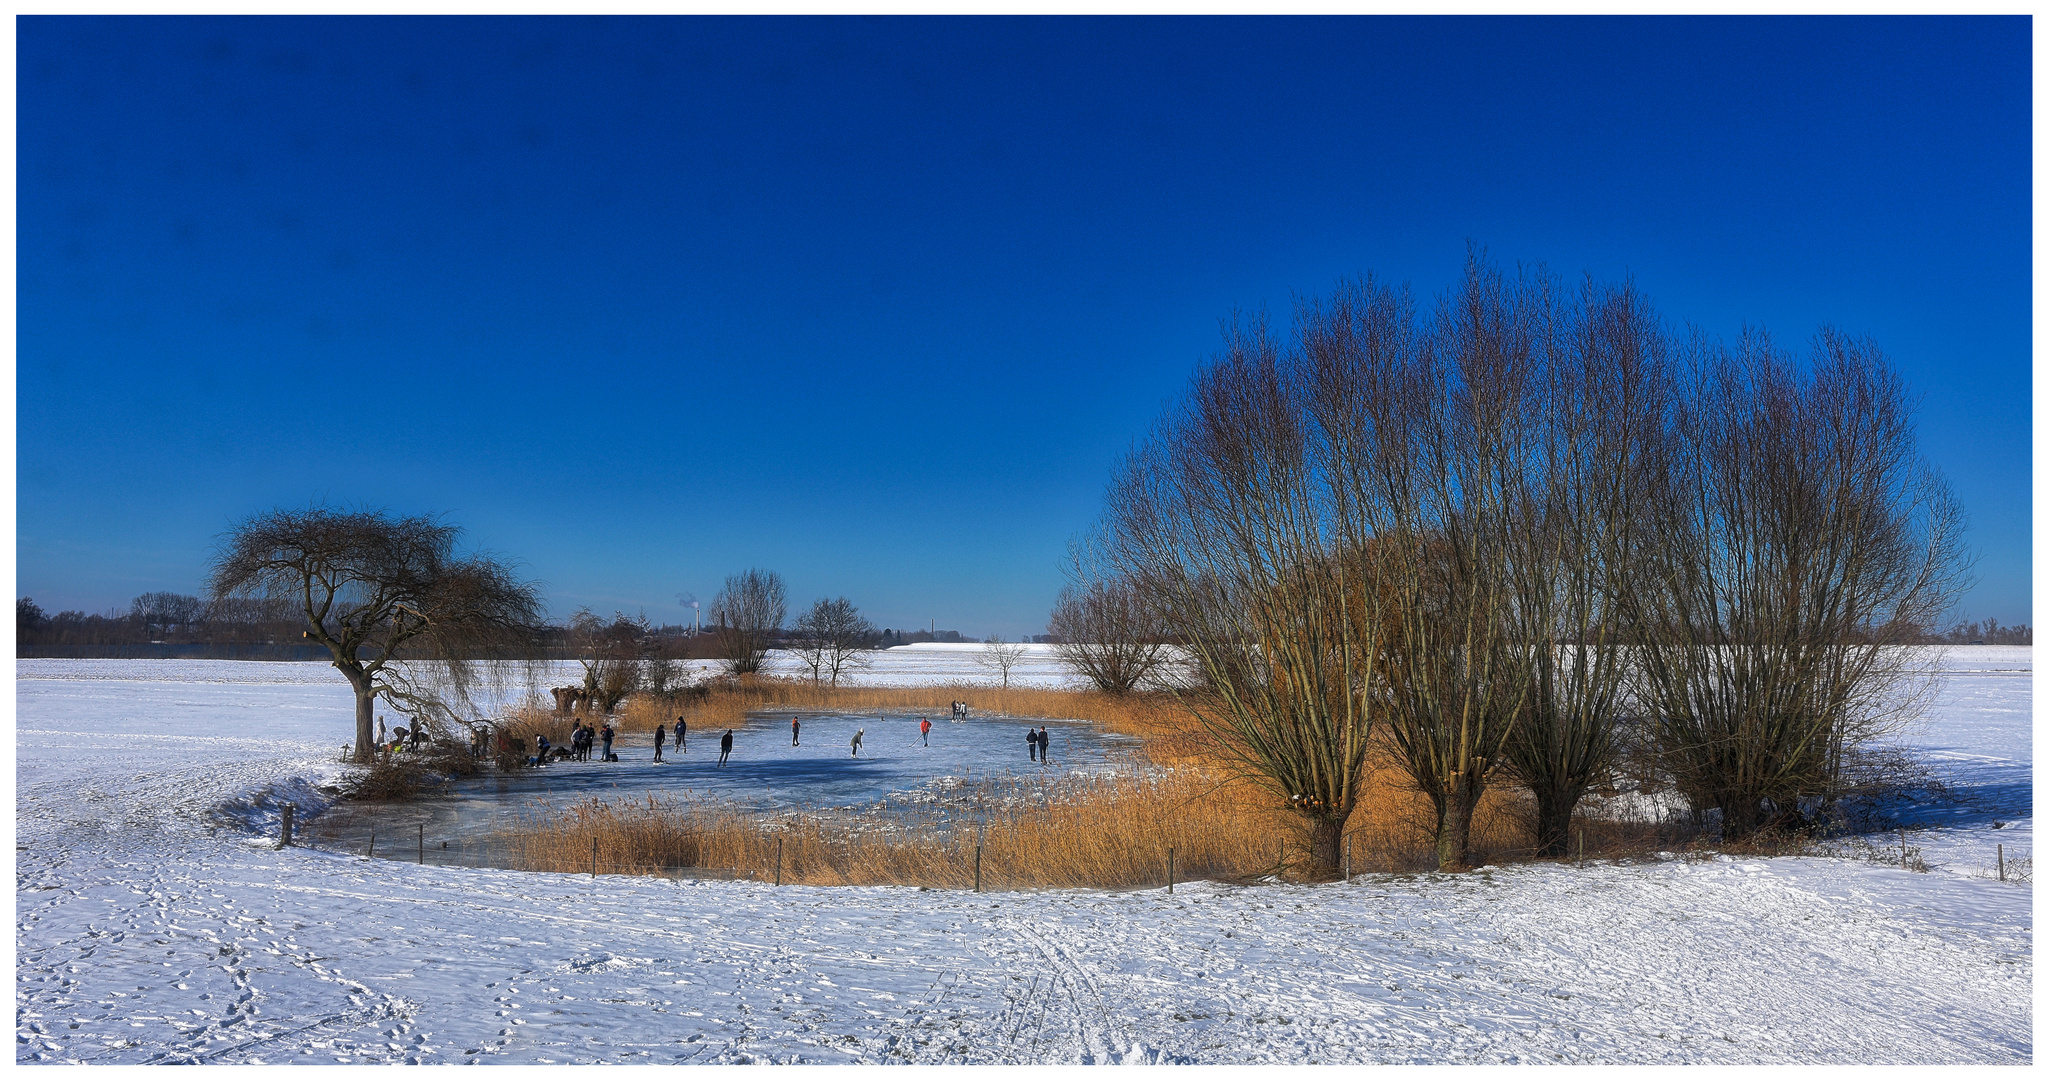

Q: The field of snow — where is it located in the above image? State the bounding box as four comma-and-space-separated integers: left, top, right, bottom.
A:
14, 648, 2033, 1064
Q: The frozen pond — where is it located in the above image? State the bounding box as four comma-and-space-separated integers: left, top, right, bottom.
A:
300, 708, 1142, 866
13, 658, 1143, 868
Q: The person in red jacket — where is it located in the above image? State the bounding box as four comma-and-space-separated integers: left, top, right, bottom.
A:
920, 718, 932, 747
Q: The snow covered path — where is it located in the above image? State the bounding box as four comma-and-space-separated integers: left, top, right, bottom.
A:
16, 832, 2032, 1064
14, 654, 2035, 1064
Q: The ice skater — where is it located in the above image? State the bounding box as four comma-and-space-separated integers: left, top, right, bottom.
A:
920, 718, 931, 746
718, 729, 734, 767
1037, 726, 1051, 765
674, 716, 687, 753
791, 716, 801, 746
1027, 726, 1038, 762
653, 723, 666, 763
850, 729, 865, 757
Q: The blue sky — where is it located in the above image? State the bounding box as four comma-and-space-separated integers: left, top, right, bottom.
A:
18, 16, 2031, 636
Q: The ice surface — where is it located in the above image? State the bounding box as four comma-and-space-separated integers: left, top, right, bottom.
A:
13, 648, 2033, 1064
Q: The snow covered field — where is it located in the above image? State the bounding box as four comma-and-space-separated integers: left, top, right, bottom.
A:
14, 648, 2033, 1064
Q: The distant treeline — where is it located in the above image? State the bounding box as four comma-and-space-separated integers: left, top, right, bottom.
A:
13, 592, 2025, 659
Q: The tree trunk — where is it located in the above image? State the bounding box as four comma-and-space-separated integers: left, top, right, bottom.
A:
349, 673, 377, 765
1306, 815, 1343, 880
1719, 793, 1767, 841
1436, 775, 1485, 871
1531, 784, 1582, 858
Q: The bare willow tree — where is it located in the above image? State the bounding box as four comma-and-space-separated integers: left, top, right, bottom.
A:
1102, 316, 1393, 879
1047, 552, 1174, 693
569, 609, 648, 713
711, 568, 786, 675
1498, 277, 1669, 857
207, 505, 544, 764
1621, 329, 1968, 838
976, 635, 1030, 689
791, 596, 877, 687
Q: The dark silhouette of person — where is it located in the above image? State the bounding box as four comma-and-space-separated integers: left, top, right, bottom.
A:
718, 728, 734, 767
674, 716, 686, 752
653, 724, 666, 763
791, 716, 801, 746
1027, 727, 1038, 762
1037, 726, 1051, 765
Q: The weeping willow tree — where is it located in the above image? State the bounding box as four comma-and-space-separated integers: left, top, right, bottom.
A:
207, 505, 546, 764
1100, 316, 1395, 879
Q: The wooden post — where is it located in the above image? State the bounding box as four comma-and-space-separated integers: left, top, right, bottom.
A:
1998, 843, 2005, 882
417, 823, 424, 865
366, 830, 375, 859
276, 804, 293, 850
974, 843, 982, 893
1168, 847, 1175, 895
1343, 835, 1351, 883
591, 837, 598, 879
775, 837, 783, 886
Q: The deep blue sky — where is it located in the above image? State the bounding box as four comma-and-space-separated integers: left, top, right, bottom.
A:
18, 16, 2032, 636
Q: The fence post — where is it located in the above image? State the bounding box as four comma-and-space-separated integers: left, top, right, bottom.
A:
974, 843, 983, 893
1168, 847, 1175, 895
366, 829, 375, 859
276, 804, 293, 850
1998, 843, 2005, 882
591, 837, 598, 879
418, 823, 424, 865
775, 837, 783, 886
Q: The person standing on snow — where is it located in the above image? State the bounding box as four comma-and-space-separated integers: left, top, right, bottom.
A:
791, 716, 801, 746
600, 723, 615, 762
674, 716, 687, 752
1037, 726, 1051, 764
850, 729, 865, 757
1027, 726, 1038, 762
653, 724, 666, 763
718, 729, 734, 767
920, 718, 931, 746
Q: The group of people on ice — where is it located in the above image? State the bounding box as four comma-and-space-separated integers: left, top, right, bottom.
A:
564, 719, 618, 763
504, 708, 1058, 770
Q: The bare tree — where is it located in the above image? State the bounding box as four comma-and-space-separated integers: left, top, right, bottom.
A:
1102, 314, 1394, 879
1302, 259, 1534, 872
710, 568, 786, 676
131, 592, 206, 639
1046, 571, 1174, 694
1498, 276, 1669, 857
207, 505, 543, 764
569, 609, 647, 713
790, 596, 877, 687
1622, 328, 1968, 838
975, 635, 1030, 689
